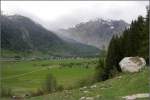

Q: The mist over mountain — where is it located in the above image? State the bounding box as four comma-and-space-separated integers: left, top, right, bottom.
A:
1, 15, 100, 57
56, 18, 129, 48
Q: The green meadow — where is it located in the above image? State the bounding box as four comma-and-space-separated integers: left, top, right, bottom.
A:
1, 58, 98, 96
1, 59, 149, 100
28, 67, 149, 100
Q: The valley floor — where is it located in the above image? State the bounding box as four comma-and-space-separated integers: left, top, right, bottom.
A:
1, 59, 149, 100
0, 58, 97, 97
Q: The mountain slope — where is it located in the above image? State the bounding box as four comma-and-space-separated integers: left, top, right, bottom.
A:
57, 19, 129, 48
1, 15, 100, 57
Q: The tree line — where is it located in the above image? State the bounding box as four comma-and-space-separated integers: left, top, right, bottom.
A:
96, 7, 149, 81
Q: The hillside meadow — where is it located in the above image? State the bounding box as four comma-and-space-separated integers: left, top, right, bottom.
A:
28, 67, 150, 100
1, 65, 149, 100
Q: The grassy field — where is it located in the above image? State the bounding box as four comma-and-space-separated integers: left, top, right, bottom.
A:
1, 58, 98, 96
28, 67, 149, 100
1, 59, 149, 100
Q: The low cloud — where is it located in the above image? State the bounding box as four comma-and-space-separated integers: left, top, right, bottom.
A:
2, 1, 148, 30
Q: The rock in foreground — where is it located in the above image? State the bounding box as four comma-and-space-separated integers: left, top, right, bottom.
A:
119, 57, 146, 73
122, 93, 150, 100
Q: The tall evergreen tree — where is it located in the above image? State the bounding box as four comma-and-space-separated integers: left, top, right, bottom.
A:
138, 7, 149, 64
97, 7, 149, 81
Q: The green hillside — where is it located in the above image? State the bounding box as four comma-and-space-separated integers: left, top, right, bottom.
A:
1, 15, 100, 58
28, 68, 149, 100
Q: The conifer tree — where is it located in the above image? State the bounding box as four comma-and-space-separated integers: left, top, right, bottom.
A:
97, 7, 149, 81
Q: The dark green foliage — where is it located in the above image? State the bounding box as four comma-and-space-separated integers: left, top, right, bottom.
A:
14, 55, 22, 60
31, 73, 64, 97
95, 58, 106, 81
0, 87, 13, 97
120, 8, 149, 64
43, 73, 57, 93
97, 8, 149, 81
30, 88, 44, 97
122, 16, 145, 56
77, 76, 96, 87
105, 35, 122, 78
138, 7, 149, 64
56, 85, 64, 92
98, 35, 123, 80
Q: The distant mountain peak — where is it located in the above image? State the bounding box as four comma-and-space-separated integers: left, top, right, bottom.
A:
56, 18, 129, 49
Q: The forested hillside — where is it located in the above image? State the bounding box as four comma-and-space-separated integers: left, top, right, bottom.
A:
1, 15, 100, 57
96, 7, 149, 81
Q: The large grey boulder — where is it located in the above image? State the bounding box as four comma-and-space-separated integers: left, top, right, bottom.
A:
119, 57, 146, 73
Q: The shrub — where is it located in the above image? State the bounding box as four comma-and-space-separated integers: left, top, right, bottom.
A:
41, 63, 49, 67
94, 58, 106, 82
43, 73, 57, 93
0, 87, 13, 97
14, 55, 21, 60
30, 88, 44, 97
68, 63, 73, 68
30, 73, 64, 97
85, 64, 89, 69
56, 85, 64, 91
109, 66, 119, 78
77, 76, 96, 87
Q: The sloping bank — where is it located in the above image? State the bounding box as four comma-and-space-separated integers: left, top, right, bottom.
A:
27, 67, 149, 100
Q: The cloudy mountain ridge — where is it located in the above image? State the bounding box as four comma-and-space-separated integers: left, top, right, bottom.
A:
56, 18, 129, 48
1, 15, 100, 57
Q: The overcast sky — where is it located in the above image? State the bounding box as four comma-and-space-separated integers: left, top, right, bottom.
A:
2, 1, 149, 30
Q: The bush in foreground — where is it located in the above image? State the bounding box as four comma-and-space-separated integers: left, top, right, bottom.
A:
43, 73, 57, 93
94, 58, 106, 81
30, 88, 44, 97
30, 73, 64, 97
0, 87, 13, 97
77, 76, 96, 87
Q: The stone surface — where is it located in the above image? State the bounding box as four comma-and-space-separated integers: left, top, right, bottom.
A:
90, 84, 97, 89
86, 97, 94, 100
122, 93, 150, 100
79, 96, 94, 100
95, 95, 100, 98
83, 90, 89, 93
119, 57, 146, 72
79, 86, 87, 91
79, 97, 86, 100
